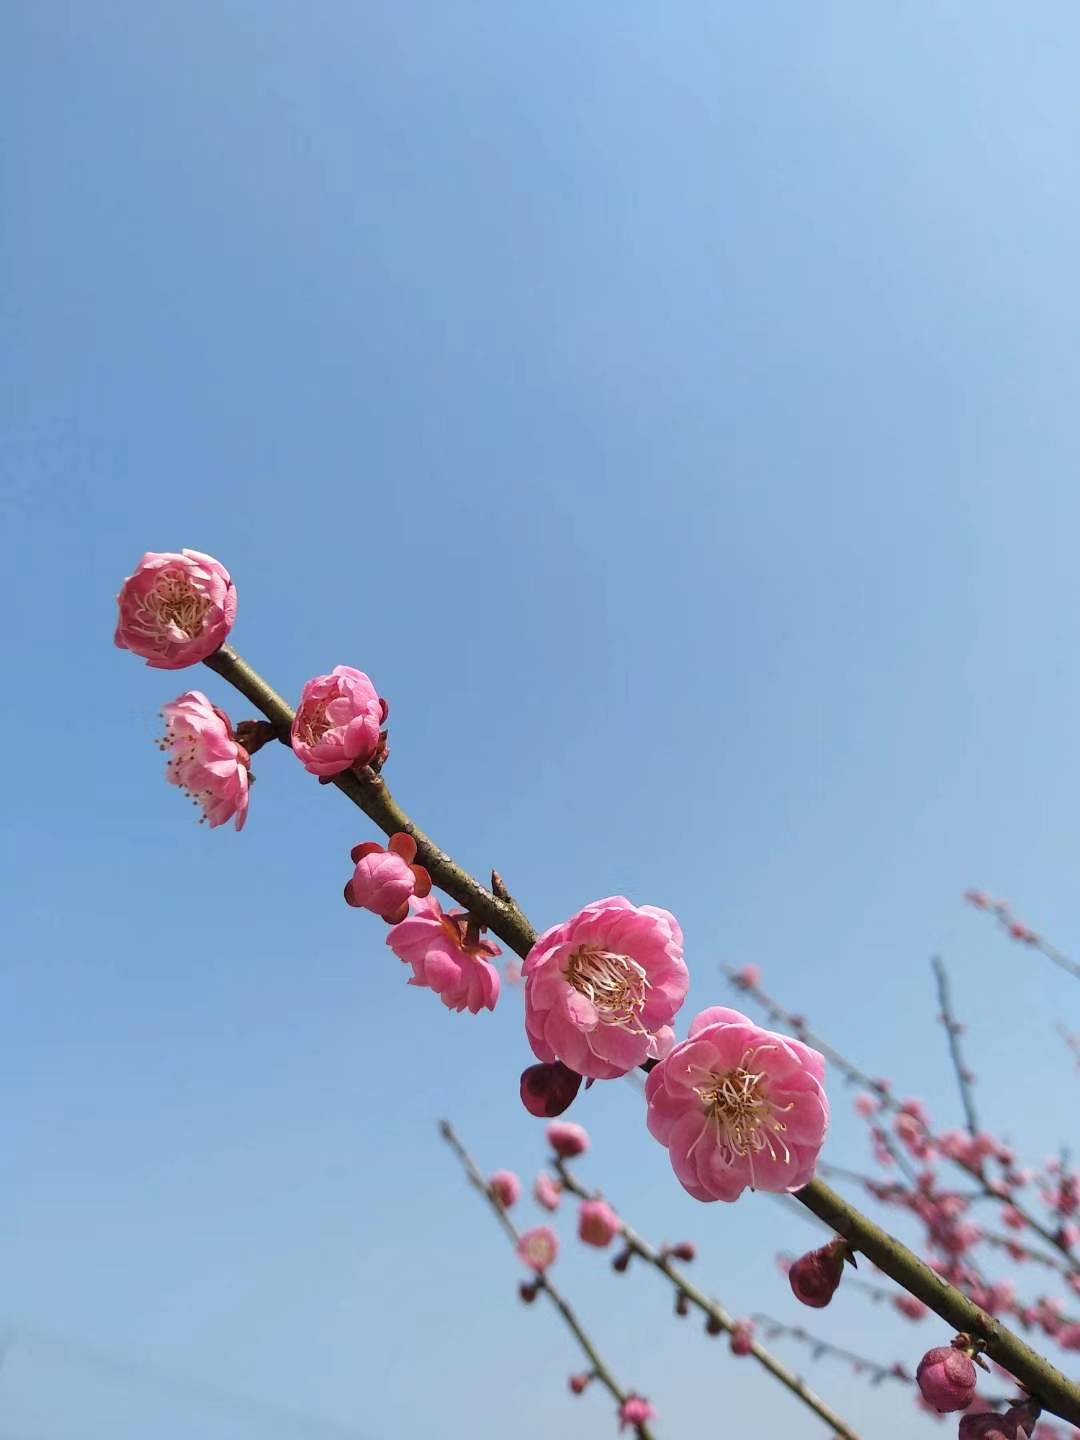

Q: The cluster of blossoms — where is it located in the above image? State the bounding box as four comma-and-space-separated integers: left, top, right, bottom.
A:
117, 549, 832, 1207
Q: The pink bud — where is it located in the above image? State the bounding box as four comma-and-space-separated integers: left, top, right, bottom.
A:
568, 1374, 592, 1396
534, 1173, 562, 1212
730, 1321, 755, 1356
520, 1062, 583, 1118
517, 1226, 559, 1273
669, 1241, 697, 1262
618, 1396, 656, 1432
732, 965, 762, 989
916, 1343, 978, 1413
788, 1239, 848, 1308
578, 1198, 620, 1248
547, 1121, 590, 1158
345, 833, 431, 923
489, 1170, 521, 1209
964, 889, 990, 909
894, 1295, 930, 1322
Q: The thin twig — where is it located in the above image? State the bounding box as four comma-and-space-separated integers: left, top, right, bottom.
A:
439, 1122, 656, 1439
555, 1162, 861, 1439
932, 956, 980, 1137
966, 893, 1080, 982
749, 1314, 910, 1387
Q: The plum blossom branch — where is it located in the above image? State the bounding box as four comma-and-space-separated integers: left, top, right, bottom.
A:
965, 891, 1080, 983
749, 1313, 912, 1388
553, 1161, 862, 1440
439, 1122, 656, 1439
933, 956, 980, 1138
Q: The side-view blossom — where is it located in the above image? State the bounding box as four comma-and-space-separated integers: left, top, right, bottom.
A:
517, 1226, 559, 1272
523, 896, 688, 1080
116, 550, 236, 668
345, 832, 431, 922
644, 1006, 828, 1202
291, 666, 387, 777
618, 1395, 656, 1432
548, 1121, 590, 1158
578, 1198, 620, 1248
387, 896, 501, 1013
534, 1173, 562, 1212
158, 691, 250, 830
489, 1171, 521, 1209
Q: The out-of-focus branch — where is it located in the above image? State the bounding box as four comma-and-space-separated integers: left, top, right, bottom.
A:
965, 891, 1080, 983
932, 956, 980, 1137
554, 1162, 861, 1440
750, 1313, 910, 1387
439, 1122, 655, 1439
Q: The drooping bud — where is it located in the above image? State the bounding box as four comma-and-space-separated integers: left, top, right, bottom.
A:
611, 1246, 632, 1273
518, 1279, 539, 1304
915, 1340, 978, 1413
568, 1373, 593, 1396
788, 1238, 850, 1308
668, 1241, 697, 1262
674, 1291, 690, 1317
704, 1313, 724, 1337
519, 1062, 583, 1118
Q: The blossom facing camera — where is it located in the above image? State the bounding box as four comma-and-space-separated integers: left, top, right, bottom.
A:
520, 1062, 583, 1118
158, 691, 250, 830
578, 1199, 620, 1248
291, 666, 387, 777
915, 1343, 978, 1413
387, 897, 501, 1013
645, 1006, 828, 1202
116, 550, 236, 669
548, 1122, 590, 1158
788, 1239, 848, 1308
517, 1226, 558, 1273
489, 1171, 520, 1208
346, 832, 431, 923
618, 1395, 656, 1432
523, 896, 688, 1080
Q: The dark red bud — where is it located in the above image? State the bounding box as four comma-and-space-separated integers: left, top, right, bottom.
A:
705, 1314, 724, 1336
670, 1241, 697, 1262
788, 1238, 849, 1309
612, 1246, 632, 1273
519, 1280, 539, 1304
674, 1291, 690, 1317
520, 1061, 584, 1118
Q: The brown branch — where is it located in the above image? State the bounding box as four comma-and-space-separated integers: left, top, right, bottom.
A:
932, 956, 980, 1138
555, 1162, 862, 1439
439, 1122, 655, 1438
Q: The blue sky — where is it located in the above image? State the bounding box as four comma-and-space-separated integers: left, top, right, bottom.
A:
2, 3, 1080, 1437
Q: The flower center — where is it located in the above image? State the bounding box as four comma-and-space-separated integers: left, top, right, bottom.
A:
143, 572, 211, 639
690, 1049, 795, 1179
565, 947, 650, 1032
296, 699, 332, 747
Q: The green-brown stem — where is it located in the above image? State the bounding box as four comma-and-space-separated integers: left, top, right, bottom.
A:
555, 1162, 861, 1439
439, 1122, 656, 1439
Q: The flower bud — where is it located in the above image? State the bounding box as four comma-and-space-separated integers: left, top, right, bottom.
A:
519, 1063, 583, 1118
730, 1321, 755, 1356
518, 1280, 539, 1304
611, 1246, 632, 1274
915, 1342, 978, 1413
578, 1199, 620, 1248
704, 1313, 724, 1336
568, 1374, 592, 1396
488, 1171, 521, 1208
547, 1121, 590, 1157
788, 1238, 850, 1308
669, 1241, 697, 1262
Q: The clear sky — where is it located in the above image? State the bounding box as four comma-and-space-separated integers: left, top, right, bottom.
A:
2, 4, 1079, 1438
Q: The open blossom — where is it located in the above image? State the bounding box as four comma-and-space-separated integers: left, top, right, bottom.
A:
517, 1226, 558, 1272
523, 897, 688, 1080
291, 666, 387, 777
345, 833, 431, 923
116, 550, 236, 668
387, 897, 501, 1013
578, 1199, 620, 1248
534, 1174, 562, 1212
548, 1122, 590, 1158
489, 1171, 521, 1208
645, 1006, 828, 1202
159, 692, 250, 830
618, 1396, 656, 1432
916, 1343, 978, 1413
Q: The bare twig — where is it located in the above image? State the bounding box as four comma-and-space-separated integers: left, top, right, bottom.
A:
965, 892, 1080, 982
439, 1122, 656, 1439
932, 956, 980, 1137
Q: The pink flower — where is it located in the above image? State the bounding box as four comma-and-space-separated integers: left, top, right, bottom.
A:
345, 833, 431, 923
116, 550, 237, 669
517, 1226, 558, 1272
489, 1171, 521, 1208
960, 1408, 1038, 1440
618, 1396, 656, 1432
964, 890, 990, 909
916, 1343, 978, 1413
158, 691, 250, 830
387, 896, 501, 1013
291, 666, 387, 777
523, 897, 688, 1080
548, 1122, 590, 1158
732, 965, 762, 989
520, 1061, 583, 1117
645, 1006, 829, 1202
894, 1295, 930, 1322
788, 1239, 848, 1308
534, 1174, 562, 1212
578, 1199, 620, 1248
730, 1321, 755, 1356
854, 1094, 879, 1118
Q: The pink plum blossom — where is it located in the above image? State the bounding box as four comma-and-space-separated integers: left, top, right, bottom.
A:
489, 1171, 521, 1208
732, 965, 762, 989
523, 897, 688, 1080
548, 1122, 590, 1158
894, 1295, 930, 1321
959, 1408, 1038, 1440
116, 550, 237, 669
158, 691, 250, 830
345, 833, 431, 923
916, 1343, 978, 1413
290, 666, 387, 777
387, 896, 501, 1013
578, 1199, 620, 1248
534, 1174, 562, 1212
644, 1006, 828, 1202
618, 1396, 656, 1432
517, 1226, 558, 1272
